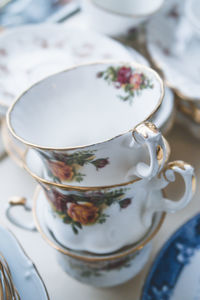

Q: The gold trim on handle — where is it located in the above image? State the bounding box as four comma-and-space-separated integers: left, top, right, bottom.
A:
9, 197, 27, 206
162, 160, 196, 194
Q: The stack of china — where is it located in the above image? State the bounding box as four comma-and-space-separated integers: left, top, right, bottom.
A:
7, 61, 195, 286
82, 0, 164, 37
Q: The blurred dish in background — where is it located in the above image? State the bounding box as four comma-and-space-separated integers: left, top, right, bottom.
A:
146, 0, 200, 102
176, 108, 200, 140
0, 224, 49, 299
142, 214, 200, 300
0, 0, 79, 26
82, 0, 164, 37
0, 253, 20, 300
0, 23, 140, 114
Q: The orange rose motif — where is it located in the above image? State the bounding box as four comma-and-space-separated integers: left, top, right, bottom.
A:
67, 203, 99, 225
49, 161, 74, 181
129, 73, 143, 90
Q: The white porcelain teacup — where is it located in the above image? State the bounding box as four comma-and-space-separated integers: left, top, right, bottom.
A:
4, 145, 194, 254
33, 187, 165, 287
82, 0, 164, 37
7, 61, 166, 187
7, 186, 166, 287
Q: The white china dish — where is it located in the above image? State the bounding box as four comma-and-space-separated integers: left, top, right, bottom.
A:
147, 0, 200, 101
82, 0, 164, 37
142, 213, 200, 300
0, 224, 49, 300
0, 23, 136, 113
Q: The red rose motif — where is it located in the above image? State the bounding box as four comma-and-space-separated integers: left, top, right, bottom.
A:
117, 67, 132, 84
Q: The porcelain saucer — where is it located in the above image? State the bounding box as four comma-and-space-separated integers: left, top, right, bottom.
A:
142, 213, 200, 300
0, 23, 145, 114
147, 0, 200, 101
0, 223, 49, 299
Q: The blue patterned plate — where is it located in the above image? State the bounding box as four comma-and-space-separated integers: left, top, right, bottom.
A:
142, 214, 200, 300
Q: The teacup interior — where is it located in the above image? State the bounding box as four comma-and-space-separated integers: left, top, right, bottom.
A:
9, 62, 163, 148
92, 0, 164, 15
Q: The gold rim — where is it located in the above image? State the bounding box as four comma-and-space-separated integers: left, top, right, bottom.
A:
0, 221, 50, 300
7, 60, 164, 151
22, 136, 170, 191
33, 186, 166, 262
86, 0, 164, 19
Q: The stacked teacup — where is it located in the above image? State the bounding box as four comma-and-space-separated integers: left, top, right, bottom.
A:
7, 61, 195, 286
82, 0, 164, 37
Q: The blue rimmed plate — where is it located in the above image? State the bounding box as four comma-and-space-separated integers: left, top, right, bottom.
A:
142, 214, 200, 300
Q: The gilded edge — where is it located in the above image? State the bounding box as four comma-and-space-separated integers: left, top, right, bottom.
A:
7, 60, 164, 151
32, 185, 166, 262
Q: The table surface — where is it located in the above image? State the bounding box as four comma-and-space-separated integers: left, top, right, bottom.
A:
0, 14, 199, 300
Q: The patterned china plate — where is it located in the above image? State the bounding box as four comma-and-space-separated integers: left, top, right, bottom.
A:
147, 0, 200, 101
142, 213, 200, 300
0, 224, 49, 300
0, 23, 146, 113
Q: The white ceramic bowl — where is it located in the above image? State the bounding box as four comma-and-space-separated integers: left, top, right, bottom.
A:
82, 0, 164, 37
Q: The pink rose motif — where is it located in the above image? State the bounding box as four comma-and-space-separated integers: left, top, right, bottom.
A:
117, 67, 132, 84
129, 73, 143, 90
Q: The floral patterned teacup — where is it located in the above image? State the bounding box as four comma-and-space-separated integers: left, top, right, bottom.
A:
6, 186, 165, 287
8, 61, 167, 186
32, 187, 165, 287
82, 0, 164, 37
15, 147, 195, 254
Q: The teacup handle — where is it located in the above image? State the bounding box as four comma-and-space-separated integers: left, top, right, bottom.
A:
143, 160, 196, 227
131, 122, 166, 179
6, 197, 36, 231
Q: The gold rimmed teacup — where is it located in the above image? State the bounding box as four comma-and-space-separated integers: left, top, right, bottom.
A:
32, 186, 166, 287
6, 144, 195, 255
7, 61, 166, 188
